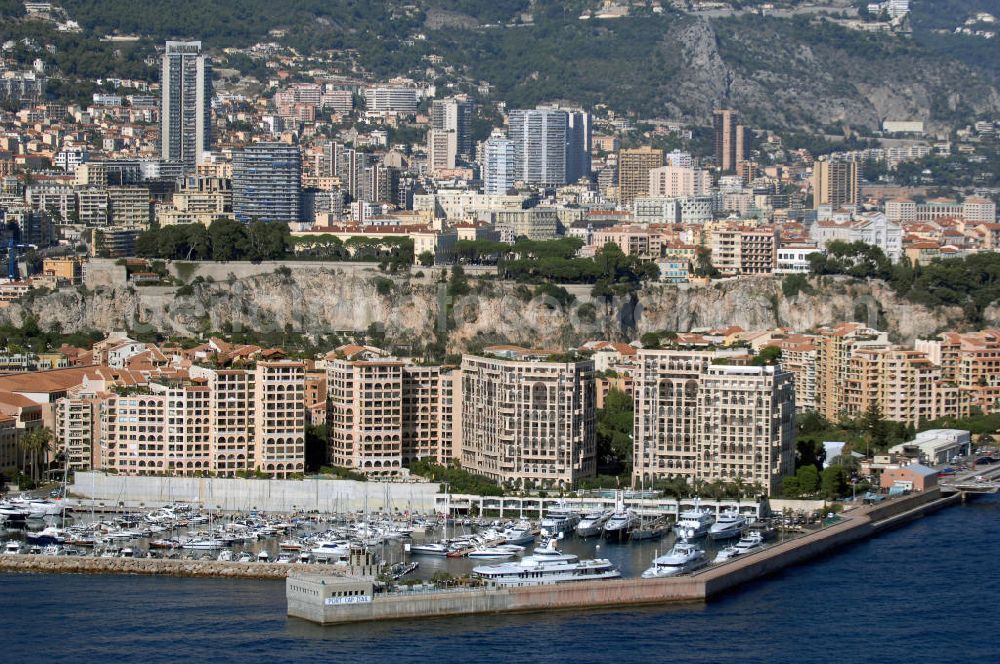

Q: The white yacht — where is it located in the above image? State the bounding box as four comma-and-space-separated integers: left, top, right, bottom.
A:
527, 538, 579, 564
473, 539, 620, 587
467, 545, 522, 560
540, 508, 580, 537
673, 505, 715, 540
408, 542, 450, 557
310, 541, 352, 561
708, 509, 747, 541
641, 541, 708, 578
181, 538, 224, 550
602, 510, 638, 542
501, 522, 536, 545
714, 532, 765, 563
25, 527, 66, 546
576, 510, 613, 538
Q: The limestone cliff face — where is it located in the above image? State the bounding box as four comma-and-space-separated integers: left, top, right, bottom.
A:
0, 271, 980, 349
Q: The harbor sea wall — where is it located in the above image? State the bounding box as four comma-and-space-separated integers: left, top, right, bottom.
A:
0, 555, 340, 579
701, 489, 960, 598
69, 472, 440, 512
288, 576, 708, 625
290, 489, 965, 625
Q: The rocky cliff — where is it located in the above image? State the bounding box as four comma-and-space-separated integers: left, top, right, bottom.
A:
1, 269, 983, 349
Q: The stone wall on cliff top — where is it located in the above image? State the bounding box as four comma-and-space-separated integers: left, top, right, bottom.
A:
0, 269, 975, 350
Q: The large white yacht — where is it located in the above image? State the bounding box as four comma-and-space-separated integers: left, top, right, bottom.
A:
673, 504, 715, 540
575, 509, 613, 538
708, 509, 748, 541
501, 522, 536, 546
473, 540, 620, 587
310, 540, 352, 561
407, 542, 450, 557
602, 509, 638, 542
641, 541, 708, 578
540, 508, 580, 537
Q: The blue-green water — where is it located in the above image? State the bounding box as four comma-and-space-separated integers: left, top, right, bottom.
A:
2, 496, 998, 663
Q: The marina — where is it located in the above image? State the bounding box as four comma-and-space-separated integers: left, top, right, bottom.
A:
5, 491, 997, 664
287, 483, 974, 625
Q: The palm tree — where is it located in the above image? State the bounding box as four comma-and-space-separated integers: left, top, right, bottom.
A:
21, 427, 54, 484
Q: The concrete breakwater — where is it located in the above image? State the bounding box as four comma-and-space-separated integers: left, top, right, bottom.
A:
0, 555, 341, 580
289, 488, 963, 625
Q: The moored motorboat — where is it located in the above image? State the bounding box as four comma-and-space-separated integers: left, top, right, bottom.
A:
408, 542, 450, 557
713, 532, 765, 563
25, 527, 66, 546
673, 503, 715, 540
576, 509, 613, 538
641, 541, 708, 578
539, 507, 580, 537
501, 522, 536, 546
708, 508, 747, 541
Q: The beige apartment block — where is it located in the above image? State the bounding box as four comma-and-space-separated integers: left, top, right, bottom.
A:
253, 362, 306, 478
632, 350, 794, 495
327, 355, 459, 477
460, 351, 595, 489
617, 146, 663, 206
844, 348, 964, 426
814, 323, 888, 421
776, 338, 817, 412
916, 330, 1000, 414
96, 361, 306, 478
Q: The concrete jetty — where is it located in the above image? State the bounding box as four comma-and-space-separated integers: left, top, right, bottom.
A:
287, 488, 964, 625
0, 555, 345, 580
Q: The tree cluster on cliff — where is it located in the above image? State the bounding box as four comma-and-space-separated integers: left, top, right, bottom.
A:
135, 219, 290, 261
809, 244, 1000, 325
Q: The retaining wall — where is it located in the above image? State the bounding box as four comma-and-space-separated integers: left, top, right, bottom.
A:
70, 472, 440, 512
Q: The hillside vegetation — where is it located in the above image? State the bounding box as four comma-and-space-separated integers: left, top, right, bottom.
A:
0, 1, 986, 129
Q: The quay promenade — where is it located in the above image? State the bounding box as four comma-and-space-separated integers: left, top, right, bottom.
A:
288, 487, 964, 625
68, 472, 769, 518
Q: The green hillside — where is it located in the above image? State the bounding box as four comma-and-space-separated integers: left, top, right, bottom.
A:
3, 1, 998, 129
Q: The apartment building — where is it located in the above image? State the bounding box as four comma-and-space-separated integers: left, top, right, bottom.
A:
844, 348, 964, 426
648, 165, 710, 198
632, 350, 794, 495
99, 383, 211, 475
776, 338, 818, 411
253, 362, 306, 478
328, 356, 405, 476
712, 109, 751, 172
707, 226, 776, 275
812, 158, 860, 210
460, 350, 595, 489
814, 323, 888, 421
54, 391, 101, 471
94, 361, 305, 478
205, 369, 256, 476
327, 352, 459, 476
617, 146, 663, 206
916, 330, 1000, 413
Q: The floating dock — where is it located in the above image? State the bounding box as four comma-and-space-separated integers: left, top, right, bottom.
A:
287, 488, 963, 625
